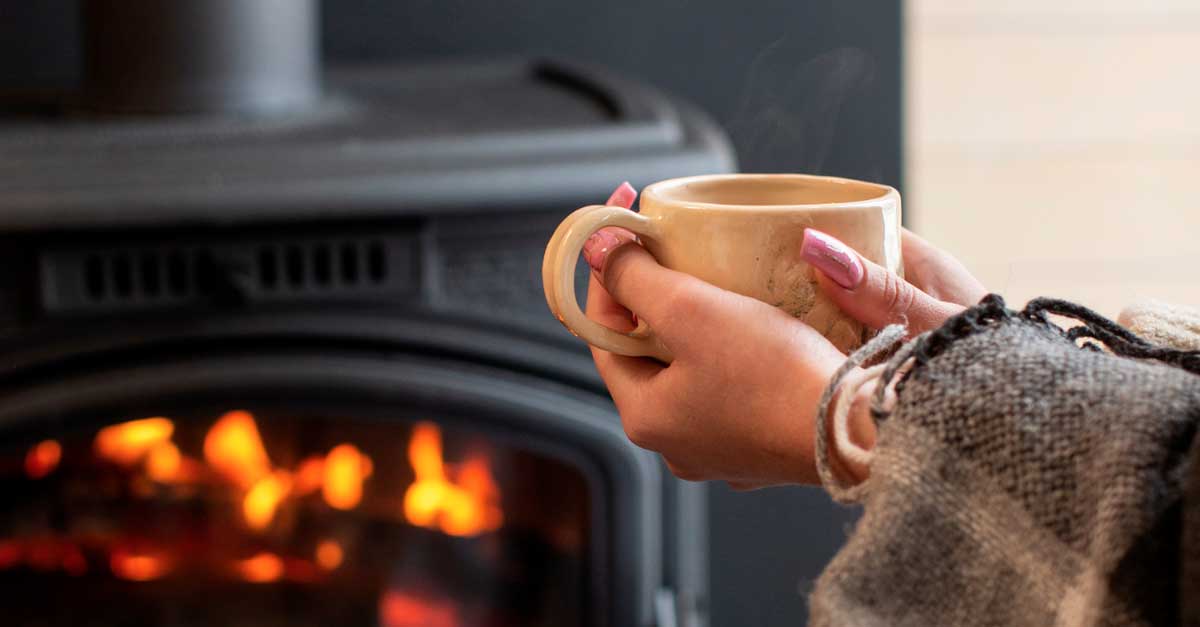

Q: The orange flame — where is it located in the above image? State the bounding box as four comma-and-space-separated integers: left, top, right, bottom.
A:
236, 552, 284, 583
323, 443, 372, 510
379, 590, 461, 627
402, 422, 502, 537
293, 455, 326, 496
204, 410, 271, 489
145, 441, 183, 483
443, 456, 503, 537
0, 539, 85, 575
111, 549, 171, 581
456, 457, 501, 506
315, 539, 344, 571
95, 418, 174, 466
243, 471, 292, 530
24, 439, 61, 479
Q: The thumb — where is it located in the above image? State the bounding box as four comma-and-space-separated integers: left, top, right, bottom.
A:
802, 229, 961, 335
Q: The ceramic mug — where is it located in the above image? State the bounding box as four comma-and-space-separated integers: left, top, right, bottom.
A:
542, 173, 902, 361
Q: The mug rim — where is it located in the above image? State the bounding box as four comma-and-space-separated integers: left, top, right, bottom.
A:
640, 173, 897, 211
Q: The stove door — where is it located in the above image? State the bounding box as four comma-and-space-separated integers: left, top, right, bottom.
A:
0, 349, 660, 627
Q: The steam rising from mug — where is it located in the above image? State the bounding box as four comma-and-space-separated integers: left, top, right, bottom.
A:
731, 46, 877, 175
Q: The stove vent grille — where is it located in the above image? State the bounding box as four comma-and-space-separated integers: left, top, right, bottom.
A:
41, 235, 418, 313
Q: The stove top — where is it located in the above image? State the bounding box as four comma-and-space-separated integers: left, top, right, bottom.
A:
0, 58, 733, 230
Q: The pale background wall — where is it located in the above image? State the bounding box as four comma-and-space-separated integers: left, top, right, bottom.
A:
906, 0, 1199, 316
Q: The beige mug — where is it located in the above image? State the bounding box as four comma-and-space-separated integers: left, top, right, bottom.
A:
543, 173, 902, 361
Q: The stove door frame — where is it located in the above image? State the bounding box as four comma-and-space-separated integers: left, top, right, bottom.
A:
0, 312, 664, 627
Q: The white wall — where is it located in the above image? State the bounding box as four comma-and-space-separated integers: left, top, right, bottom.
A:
906, 0, 1200, 316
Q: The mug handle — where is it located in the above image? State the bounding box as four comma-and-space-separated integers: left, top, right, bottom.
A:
542, 204, 672, 362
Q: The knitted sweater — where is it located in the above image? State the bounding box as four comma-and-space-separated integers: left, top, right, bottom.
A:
811, 296, 1200, 626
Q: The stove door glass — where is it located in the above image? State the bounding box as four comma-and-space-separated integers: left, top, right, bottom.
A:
0, 405, 592, 627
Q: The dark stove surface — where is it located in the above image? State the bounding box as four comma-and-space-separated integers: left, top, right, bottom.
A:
0, 52, 725, 627
0, 58, 733, 229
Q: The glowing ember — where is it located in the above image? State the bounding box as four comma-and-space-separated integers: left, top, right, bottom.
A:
315, 539, 344, 571
402, 422, 503, 537
379, 590, 461, 627
0, 539, 86, 575
243, 471, 292, 530
0, 540, 18, 569
11, 410, 516, 602
204, 410, 271, 489
26, 538, 60, 571
443, 457, 503, 537
456, 456, 496, 493
61, 545, 88, 576
145, 441, 182, 483
110, 549, 171, 581
409, 423, 445, 482
293, 455, 325, 496
95, 418, 174, 466
323, 443, 372, 510
237, 552, 284, 583
24, 439, 61, 479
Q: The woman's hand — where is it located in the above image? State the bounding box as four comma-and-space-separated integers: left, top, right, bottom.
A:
584, 183, 986, 488
584, 184, 845, 487
803, 226, 987, 335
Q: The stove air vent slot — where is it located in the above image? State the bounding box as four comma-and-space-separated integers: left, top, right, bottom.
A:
43, 237, 416, 314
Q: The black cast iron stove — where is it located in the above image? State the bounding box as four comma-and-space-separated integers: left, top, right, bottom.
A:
0, 1, 735, 626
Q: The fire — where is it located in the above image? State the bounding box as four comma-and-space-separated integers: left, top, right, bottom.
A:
0, 538, 87, 576
31, 411, 505, 589
204, 410, 271, 489
323, 443, 372, 510
95, 418, 174, 466
456, 457, 500, 505
110, 549, 171, 581
293, 455, 325, 495
402, 422, 502, 537
379, 590, 461, 627
24, 439, 62, 479
442, 456, 503, 537
145, 441, 182, 483
243, 471, 292, 530
315, 539, 343, 571
236, 552, 284, 583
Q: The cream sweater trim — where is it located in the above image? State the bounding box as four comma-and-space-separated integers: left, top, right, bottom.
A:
1119, 300, 1200, 352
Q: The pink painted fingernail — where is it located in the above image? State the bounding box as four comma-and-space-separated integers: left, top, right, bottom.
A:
801, 229, 865, 289
606, 182, 638, 208
582, 229, 624, 272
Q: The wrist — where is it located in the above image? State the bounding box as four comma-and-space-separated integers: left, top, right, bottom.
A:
842, 379, 878, 482
821, 368, 878, 486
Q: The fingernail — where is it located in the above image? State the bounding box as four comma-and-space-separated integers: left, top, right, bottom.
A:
582, 229, 623, 272
801, 229, 865, 289
606, 181, 638, 208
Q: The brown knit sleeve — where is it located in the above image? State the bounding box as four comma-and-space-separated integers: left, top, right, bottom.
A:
1179, 432, 1200, 626
811, 296, 1200, 627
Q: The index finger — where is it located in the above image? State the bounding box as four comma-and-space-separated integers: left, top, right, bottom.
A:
586, 270, 663, 386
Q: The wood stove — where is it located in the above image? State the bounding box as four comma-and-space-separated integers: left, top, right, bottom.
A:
0, 1, 734, 625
